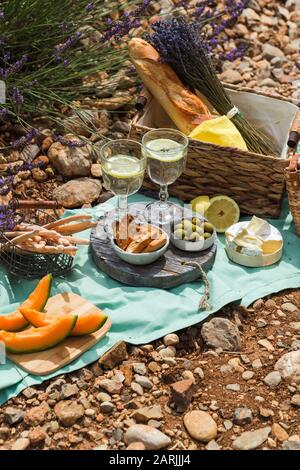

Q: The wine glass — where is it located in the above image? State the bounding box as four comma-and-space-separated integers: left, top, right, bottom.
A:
142, 129, 188, 225
99, 139, 146, 232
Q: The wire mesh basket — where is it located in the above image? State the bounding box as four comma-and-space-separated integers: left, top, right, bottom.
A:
0, 200, 74, 279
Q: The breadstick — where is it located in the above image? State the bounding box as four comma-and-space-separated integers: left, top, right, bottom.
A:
4, 231, 28, 239
17, 244, 78, 255
9, 230, 41, 247
55, 221, 97, 235
43, 214, 92, 230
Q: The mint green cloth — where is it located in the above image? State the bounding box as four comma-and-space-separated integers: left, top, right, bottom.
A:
0, 194, 299, 404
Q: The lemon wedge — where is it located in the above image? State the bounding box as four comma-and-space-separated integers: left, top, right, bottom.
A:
191, 195, 210, 216
206, 195, 240, 233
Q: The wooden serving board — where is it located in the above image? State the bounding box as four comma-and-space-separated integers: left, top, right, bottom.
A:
90, 203, 217, 289
8, 293, 111, 376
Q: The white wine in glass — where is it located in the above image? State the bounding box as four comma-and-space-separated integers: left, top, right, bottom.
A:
142, 129, 188, 225
100, 140, 146, 226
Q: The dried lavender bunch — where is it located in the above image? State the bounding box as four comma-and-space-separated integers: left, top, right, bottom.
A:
149, 18, 277, 156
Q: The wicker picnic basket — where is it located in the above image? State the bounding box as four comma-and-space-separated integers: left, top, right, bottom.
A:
285, 110, 300, 236
131, 85, 300, 218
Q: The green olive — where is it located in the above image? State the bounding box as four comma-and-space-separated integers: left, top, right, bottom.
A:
189, 232, 203, 242
204, 232, 212, 239
195, 225, 204, 234
192, 223, 198, 232
174, 228, 185, 239
174, 223, 183, 232
182, 220, 193, 231
204, 222, 214, 233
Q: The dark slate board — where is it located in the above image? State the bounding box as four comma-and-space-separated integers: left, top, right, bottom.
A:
90, 204, 217, 289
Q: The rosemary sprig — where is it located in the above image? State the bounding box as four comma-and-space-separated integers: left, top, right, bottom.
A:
149, 18, 277, 156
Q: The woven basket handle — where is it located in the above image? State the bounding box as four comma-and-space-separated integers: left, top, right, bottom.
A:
288, 153, 299, 172
288, 110, 300, 149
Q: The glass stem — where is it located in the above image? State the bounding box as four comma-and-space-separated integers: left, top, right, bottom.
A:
159, 185, 169, 209
118, 195, 128, 219
118, 195, 128, 240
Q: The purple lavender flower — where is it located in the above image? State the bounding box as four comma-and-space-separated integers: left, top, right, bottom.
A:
0, 108, 8, 116
0, 10, 4, 19
86, 2, 94, 12
1, 54, 28, 79
54, 32, 82, 61
11, 128, 39, 149
12, 87, 24, 106
55, 134, 86, 148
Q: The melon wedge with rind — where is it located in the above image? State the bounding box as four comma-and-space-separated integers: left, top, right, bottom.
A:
20, 307, 108, 337
0, 274, 52, 332
0, 315, 77, 354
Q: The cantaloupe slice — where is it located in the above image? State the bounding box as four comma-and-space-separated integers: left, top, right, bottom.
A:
0, 274, 52, 332
0, 315, 77, 354
20, 307, 107, 337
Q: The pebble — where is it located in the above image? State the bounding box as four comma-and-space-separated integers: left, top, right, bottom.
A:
291, 394, 300, 407
233, 407, 253, 426
148, 362, 160, 373
282, 441, 300, 450
233, 427, 271, 450
206, 440, 221, 450
272, 423, 289, 442
24, 402, 50, 426
163, 334, 179, 347
194, 367, 205, 379
100, 402, 115, 414
134, 375, 153, 390
61, 383, 79, 399
274, 351, 300, 384
54, 401, 84, 427
252, 359, 263, 369
124, 425, 171, 450
201, 318, 241, 351
96, 392, 111, 403
159, 346, 176, 358
98, 340, 127, 370
131, 382, 144, 396
22, 387, 38, 399
224, 420, 233, 430
133, 363, 147, 375
226, 384, 240, 392
96, 378, 123, 395
182, 371, 195, 383
11, 438, 30, 451
258, 339, 275, 351
183, 410, 218, 443
4, 407, 25, 426
28, 427, 47, 445
133, 405, 163, 424
263, 371, 282, 389
281, 302, 298, 313
170, 379, 195, 412
242, 371, 255, 380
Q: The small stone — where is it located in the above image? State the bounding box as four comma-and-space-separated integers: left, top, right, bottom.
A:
96, 378, 123, 395
252, 359, 263, 369
291, 394, 300, 407
32, 168, 48, 182
54, 401, 84, 427
132, 363, 147, 375
125, 425, 171, 450
281, 302, 298, 313
4, 407, 24, 426
263, 371, 281, 389
134, 375, 153, 390
100, 402, 115, 414
61, 383, 79, 399
220, 69, 243, 84
206, 440, 221, 450
126, 442, 146, 450
170, 379, 195, 412
148, 362, 160, 373
259, 407, 274, 418
53, 178, 102, 208
159, 347, 176, 358
96, 392, 111, 403
233, 427, 271, 450
48, 137, 93, 178
98, 341, 127, 369
274, 351, 300, 384
282, 441, 300, 450
22, 387, 38, 399
163, 334, 179, 347
258, 339, 275, 351
224, 420, 233, 430
201, 318, 241, 351
183, 410, 218, 443
272, 423, 289, 442
290, 322, 300, 331
228, 357, 244, 372
131, 382, 144, 396
262, 44, 284, 61
242, 371, 255, 380
0, 427, 10, 440
91, 163, 102, 178
194, 367, 204, 379
28, 427, 47, 445
24, 402, 50, 426
233, 408, 253, 426
120, 364, 133, 386
226, 384, 240, 392
133, 405, 163, 424
11, 438, 30, 451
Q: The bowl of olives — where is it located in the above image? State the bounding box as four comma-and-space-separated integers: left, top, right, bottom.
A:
170, 216, 216, 252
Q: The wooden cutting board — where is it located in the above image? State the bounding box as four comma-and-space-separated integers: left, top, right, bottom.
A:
8, 292, 111, 376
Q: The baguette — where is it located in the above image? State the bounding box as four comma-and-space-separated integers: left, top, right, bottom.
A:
129, 38, 211, 135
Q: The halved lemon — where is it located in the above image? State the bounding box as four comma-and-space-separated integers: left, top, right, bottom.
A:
191, 195, 210, 216
206, 195, 240, 233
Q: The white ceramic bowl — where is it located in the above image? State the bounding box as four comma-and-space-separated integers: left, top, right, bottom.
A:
170, 215, 217, 252
111, 229, 169, 265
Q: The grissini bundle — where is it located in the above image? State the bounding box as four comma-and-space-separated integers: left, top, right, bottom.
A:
128, 38, 211, 135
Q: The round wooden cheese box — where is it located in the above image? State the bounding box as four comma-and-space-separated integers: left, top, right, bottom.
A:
225, 221, 283, 268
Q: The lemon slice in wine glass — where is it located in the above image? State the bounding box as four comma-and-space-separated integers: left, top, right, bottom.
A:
206, 195, 240, 233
